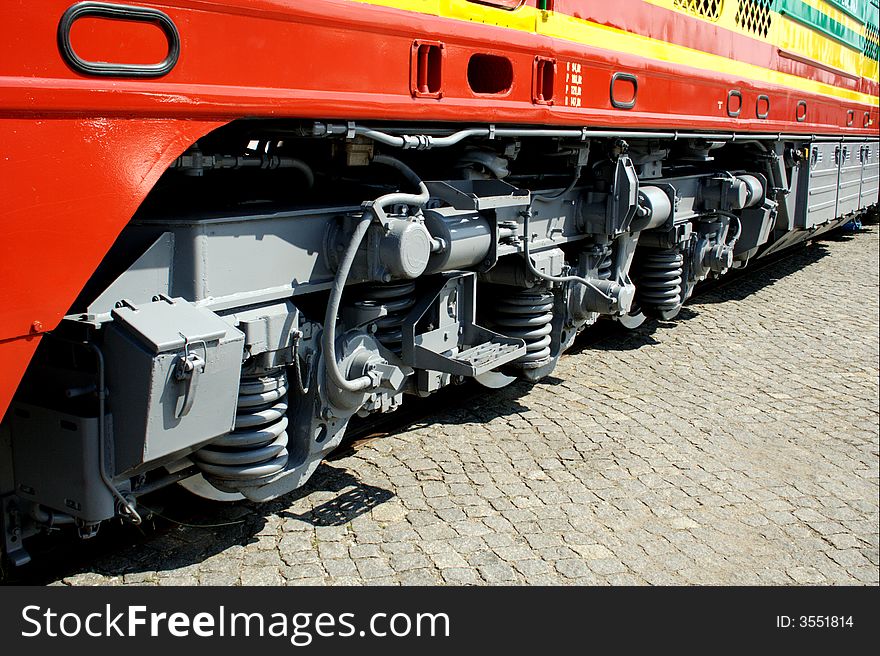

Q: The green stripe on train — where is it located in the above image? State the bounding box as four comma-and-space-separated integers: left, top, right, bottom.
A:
776, 0, 865, 51
825, 0, 867, 24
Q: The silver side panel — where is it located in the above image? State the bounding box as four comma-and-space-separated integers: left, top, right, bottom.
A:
837, 143, 862, 216
797, 141, 840, 229
860, 141, 880, 209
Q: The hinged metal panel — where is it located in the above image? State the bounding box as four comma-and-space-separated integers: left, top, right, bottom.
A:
110, 296, 227, 354
795, 141, 840, 228
860, 140, 880, 209
837, 143, 863, 216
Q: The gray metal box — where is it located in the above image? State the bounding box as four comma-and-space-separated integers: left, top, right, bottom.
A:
837, 143, 862, 216
860, 141, 880, 209
103, 297, 244, 476
10, 403, 115, 523
796, 142, 840, 229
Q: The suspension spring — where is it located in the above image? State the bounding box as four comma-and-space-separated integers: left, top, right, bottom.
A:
635, 248, 683, 313
597, 247, 613, 281
492, 288, 554, 368
192, 369, 289, 491
351, 281, 417, 353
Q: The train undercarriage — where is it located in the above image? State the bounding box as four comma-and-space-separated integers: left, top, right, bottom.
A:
1, 120, 878, 567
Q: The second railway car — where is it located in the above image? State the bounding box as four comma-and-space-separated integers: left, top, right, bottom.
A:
0, 0, 878, 566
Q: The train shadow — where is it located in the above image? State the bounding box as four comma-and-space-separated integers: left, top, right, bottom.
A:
416, 380, 539, 429
277, 472, 394, 527
6, 463, 394, 584
340, 378, 536, 445
573, 239, 833, 354
692, 240, 830, 305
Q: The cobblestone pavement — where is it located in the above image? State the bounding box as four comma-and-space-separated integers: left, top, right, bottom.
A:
48, 227, 879, 586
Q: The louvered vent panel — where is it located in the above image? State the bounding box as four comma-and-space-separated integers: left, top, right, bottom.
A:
673, 0, 724, 22
736, 0, 773, 38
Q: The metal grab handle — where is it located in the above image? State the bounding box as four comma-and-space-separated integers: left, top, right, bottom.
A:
726, 90, 742, 118
756, 95, 770, 119
58, 1, 180, 78
173, 337, 207, 418
174, 352, 205, 418
610, 72, 638, 110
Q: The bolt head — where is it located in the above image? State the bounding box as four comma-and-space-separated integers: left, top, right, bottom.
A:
722, 247, 734, 269
30, 320, 43, 333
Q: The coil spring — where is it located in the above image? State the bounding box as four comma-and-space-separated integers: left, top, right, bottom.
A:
597, 248, 613, 281
193, 369, 289, 490
352, 281, 417, 353
636, 248, 683, 312
493, 289, 554, 367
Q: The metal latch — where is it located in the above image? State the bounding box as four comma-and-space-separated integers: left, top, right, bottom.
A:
173, 336, 207, 418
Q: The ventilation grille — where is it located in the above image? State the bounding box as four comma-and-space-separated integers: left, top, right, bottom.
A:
465, 0, 524, 9
865, 22, 879, 62
736, 0, 773, 38
673, 0, 724, 21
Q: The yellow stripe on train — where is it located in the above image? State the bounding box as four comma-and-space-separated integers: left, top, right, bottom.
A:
348, 0, 879, 106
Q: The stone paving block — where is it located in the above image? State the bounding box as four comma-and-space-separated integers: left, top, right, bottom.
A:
441, 568, 482, 584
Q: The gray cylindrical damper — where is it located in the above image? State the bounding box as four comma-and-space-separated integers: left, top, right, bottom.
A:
736, 174, 764, 208
582, 279, 635, 315
632, 185, 672, 230
423, 208, 493, 275
702, 177, 751, 210
728, 179, 750, 210
379, 219, 433, 279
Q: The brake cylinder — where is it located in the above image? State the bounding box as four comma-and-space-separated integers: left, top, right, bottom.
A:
422, 207, 492, 275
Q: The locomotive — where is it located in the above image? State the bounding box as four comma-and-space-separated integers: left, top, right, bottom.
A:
0, 0, 877, 567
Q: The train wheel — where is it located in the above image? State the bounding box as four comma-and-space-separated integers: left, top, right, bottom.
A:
167, 460, 244, 502
617, 310, 647, 330
474, 369, 518, 389
652, 304, 683, 321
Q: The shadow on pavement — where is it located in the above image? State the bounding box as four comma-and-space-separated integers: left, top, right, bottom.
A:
5, 463, 394, 584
